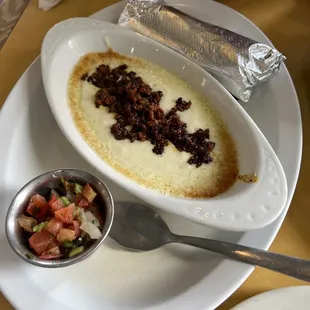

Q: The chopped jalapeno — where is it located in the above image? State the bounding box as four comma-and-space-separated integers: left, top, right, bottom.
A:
68, 246, 85, 257
60, 196, 70, 206
74, 183, 83, 195
63, 241, 74, 248
33, 221, 48, 232
25, 253, 34, 260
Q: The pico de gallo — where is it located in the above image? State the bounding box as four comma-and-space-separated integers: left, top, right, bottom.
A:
18, 179, 104, 260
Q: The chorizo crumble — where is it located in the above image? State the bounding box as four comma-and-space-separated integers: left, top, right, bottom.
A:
81, 64, 216, 167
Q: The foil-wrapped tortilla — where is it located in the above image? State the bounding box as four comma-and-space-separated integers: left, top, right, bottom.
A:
118, 0, 285, 102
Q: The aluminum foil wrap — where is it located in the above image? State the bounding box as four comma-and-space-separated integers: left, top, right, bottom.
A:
118, 0, 286, 102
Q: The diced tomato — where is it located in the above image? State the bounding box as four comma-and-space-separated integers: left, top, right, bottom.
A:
68, 220, 80, 238
89, 204, 104, 226
78, 198, 89, 208
47, 240, 59, 249
82, 184, 97, 203
32, 194, 48, 208
48, 189, 60, 206
27, 194, 48, 221
57, 228, 76, 243
39, 246, 62, 259
45, 218, 64, 236
54, 203, 75, 224
50, 198, 65, 213
29, 230, 55, 255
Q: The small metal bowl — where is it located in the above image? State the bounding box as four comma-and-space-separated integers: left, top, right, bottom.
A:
5, 169, 114, 268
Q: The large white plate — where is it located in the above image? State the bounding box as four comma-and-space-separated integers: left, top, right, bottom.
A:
0, 1, 302, 310
231, 286, 310, 310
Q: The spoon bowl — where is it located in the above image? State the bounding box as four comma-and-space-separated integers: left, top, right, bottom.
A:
111, 202, 170, 251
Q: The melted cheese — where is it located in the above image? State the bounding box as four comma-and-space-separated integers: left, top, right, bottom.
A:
68, 51, 239, 198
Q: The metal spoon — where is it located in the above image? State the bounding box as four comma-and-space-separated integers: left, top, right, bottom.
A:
110, 202, 310, 282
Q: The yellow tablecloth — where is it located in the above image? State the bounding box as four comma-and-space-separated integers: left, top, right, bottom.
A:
1, 0, 309, 309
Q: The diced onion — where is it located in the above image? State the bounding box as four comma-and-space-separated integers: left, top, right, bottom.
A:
85, 211, 100, 227
80, 222, 102, 239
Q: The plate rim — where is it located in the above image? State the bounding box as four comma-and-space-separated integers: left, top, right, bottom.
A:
230, 285, 310, 310
0, 1, 302, 310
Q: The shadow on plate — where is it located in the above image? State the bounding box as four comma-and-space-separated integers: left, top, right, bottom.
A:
0, 236, 24, 272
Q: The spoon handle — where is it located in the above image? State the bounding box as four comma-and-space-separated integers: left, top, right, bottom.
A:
171, 234, 310, 282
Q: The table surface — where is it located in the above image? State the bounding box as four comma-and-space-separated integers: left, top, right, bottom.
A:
1, 0, 309, 309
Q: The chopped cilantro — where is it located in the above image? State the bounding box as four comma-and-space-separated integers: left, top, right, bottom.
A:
25, 253, 34, 260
